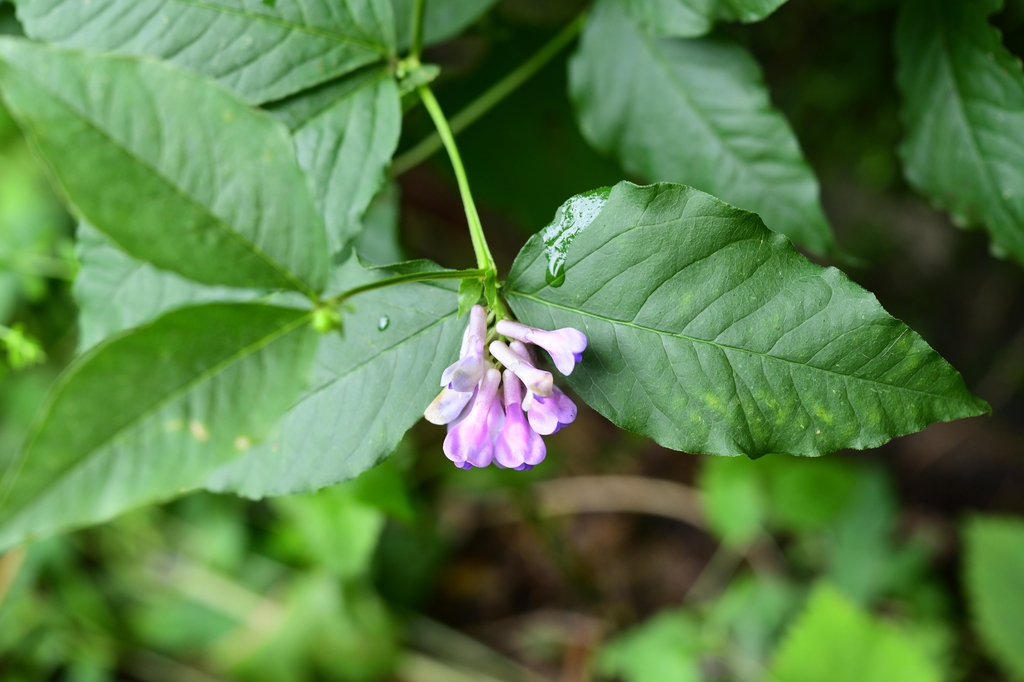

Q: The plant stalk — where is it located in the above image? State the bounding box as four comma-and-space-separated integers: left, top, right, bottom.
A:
415, 85, 495, 272
326, 268, 485, 306
409, 0, 426, 60
393, 10, 587, 176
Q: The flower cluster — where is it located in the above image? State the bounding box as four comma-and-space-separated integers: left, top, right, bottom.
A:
424, 305, 587, 470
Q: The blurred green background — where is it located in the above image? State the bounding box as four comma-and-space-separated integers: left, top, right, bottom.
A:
2, 0, 1024, 680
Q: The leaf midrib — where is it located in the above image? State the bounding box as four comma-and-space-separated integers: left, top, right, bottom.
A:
931, 17, 1021, 246
160, 0, 391, 55
2, 53, 319, 297
506, 290, 977, 405
636, 27, 774, 196
0, 309, 312, 520
291, 68, 389, 132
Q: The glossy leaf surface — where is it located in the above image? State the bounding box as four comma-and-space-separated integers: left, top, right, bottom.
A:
271, 68, 401, 253
618, 0, 789, 37
963, 516, 1024, 679
506, 182, 988, 458
0, 40, 329, 294
569, 0, 835, 253
896, 0, 1024, 264
12, 0, 396, 104
206, 262, 462, 497
0, 303, 318, 551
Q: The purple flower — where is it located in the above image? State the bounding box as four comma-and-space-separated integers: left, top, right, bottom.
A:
424, 386, 475, 425
495, 371, 546, 469
508, 341, 540, 411
496, 320, 587, 376
441, 305, 488, 392
444, 368, 502, 468
526, 385, 577, 436
489, 340, 553, 397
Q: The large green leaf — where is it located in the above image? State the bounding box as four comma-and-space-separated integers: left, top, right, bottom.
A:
392, 0, 498, 48
617, 0, 789, 37
270, 67, 401, 254
568, 0, 835, 254
770, 584, 940, 682
0, 39, 329, 294
353, 182, 404, 266
206, 262, 462, 497
896, 0, 1024, 264
963, 516, 1024, 679
74, 223, 267, 351
506, 182, 988, 458
0, 303, 318, 551
12, 0, 395, 105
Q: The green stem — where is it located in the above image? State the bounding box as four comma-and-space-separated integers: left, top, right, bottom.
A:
392, 11, 587, 176
326, 268, 484, 306
416, 85, 495, 272
409, 0, 426, 60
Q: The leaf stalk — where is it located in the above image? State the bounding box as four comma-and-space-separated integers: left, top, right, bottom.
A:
325, 267, 485, 307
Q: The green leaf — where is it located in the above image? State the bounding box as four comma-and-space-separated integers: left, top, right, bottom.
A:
0, 40, 330, 294
457, 277, 483, 318
963, 515, 1024, 679
698, 455, 768, 546
506, 182, 988, 458
271, 486, 386, 580
568, 0, 835, 254
617, 0, 789, 37
353, 182, 405, 266
597, 611, 705, 682
770, 583, 941, 682
698, 454, 859, 546
206, 261, 463, 497
392, 0, 497, 49
823, 468, 904, 605
706, 576, 802, 662
896, 0, 1024, 264
12, 0, 396, 105
0, 303, 318, 551
270, 67, 401, 254
73, 223, 270, 351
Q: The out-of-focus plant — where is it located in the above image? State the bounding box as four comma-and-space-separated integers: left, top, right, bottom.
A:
0, 0, 1021, 679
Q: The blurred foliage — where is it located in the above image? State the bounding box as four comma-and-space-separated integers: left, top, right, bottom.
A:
963, 517, 1024, 680
1, 0, 1023, 680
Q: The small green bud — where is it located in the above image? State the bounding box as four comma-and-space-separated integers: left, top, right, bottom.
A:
311, 306, 342, 334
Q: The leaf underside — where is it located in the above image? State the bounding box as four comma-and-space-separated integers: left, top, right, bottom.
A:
569, 0, 835, 254
0, 39, 330, 294
74, 223, 274, 351
896, 0, 1024, 264
12, 0, 396, 104
507, 182, 987, 458
618, 0, 789, 37
207, 267, 463, 497
270, 67, 401, 254
0, 303, 318, 551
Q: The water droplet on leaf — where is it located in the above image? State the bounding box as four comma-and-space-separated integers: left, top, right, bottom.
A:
541, 187, 610, 288
378, 315, 390, 331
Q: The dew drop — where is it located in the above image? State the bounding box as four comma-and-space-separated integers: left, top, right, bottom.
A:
378, 315, 390, 331
540, 187, 610, 288
545, 266, 566, 287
